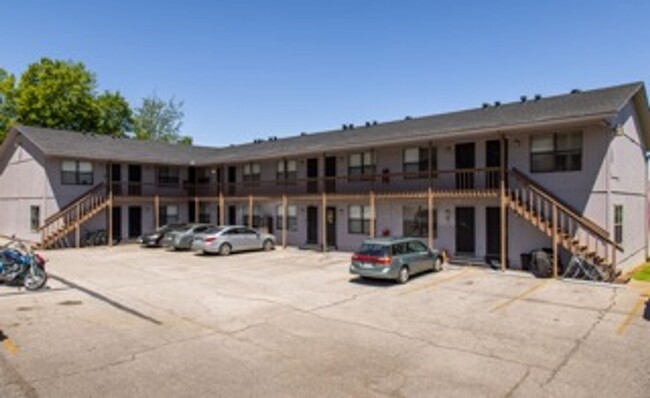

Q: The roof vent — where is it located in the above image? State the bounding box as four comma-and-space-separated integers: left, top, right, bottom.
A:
494, 101, 501, 107
365, 121, 371, 127
300, 132, 307, 136
404, 116, 412, 120
253, 138, 263, 144
534, 94, 542, 101
482, 103, 490, 109
520, 95, 527, 103
373, 120, 378, 125
571, 89, 581, 94
342, 124, 347, 130
348, 124, 355, 130
268, 136, 278, 141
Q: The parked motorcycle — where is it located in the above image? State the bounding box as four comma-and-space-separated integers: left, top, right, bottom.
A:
0, 238, 48, 291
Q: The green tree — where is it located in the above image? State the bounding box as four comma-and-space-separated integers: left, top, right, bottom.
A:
0, 68, 17, 143
133, 95, 191, 144
14, 58, 100, 132
96, 91, 133, 137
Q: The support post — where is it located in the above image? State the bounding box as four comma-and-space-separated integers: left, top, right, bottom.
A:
282, 195, 288, 249
428, 187, 434, 249
194, 196, 199, 223
321, 193, 327, 252
369, 191, 376, 238
248, 195, 253, 228
154, 195, 160, 229
219, 192, 225, 225
108, 191, 113, 247
552, 203, 558, 278
499, 133, 507, 271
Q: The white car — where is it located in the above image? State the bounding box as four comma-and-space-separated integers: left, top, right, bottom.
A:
191, 226, 276, 255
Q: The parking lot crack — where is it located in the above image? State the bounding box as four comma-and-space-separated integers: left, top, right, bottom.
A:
542, 288, 618, 387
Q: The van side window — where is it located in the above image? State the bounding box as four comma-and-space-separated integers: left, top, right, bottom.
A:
407, 241, 428, 253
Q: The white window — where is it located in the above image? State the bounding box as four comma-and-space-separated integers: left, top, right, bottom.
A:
348, 205, 371, 234
403, 147, 436, 178
403, 205, 436, 238
157, 166, 180, 186
348, 152, 375, 178
530, 131, 582, 173
614, 205, 623, 245
61, 160, 94, 185
160, 205, 179, 225
277, 159, 297, 183
243, 163, 261, 183
276, 204, 298, 231
30, 206, 40, 232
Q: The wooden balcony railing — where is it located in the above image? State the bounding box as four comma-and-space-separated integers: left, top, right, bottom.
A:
110, 168, 501, 198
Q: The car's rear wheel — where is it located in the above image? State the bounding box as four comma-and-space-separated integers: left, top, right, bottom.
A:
397, 266, 410, 284
219, 243, 232, 256
263, 239, 274, 251
433, 257, 443, 272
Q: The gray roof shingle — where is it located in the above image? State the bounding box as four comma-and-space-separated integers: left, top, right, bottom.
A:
9, 81, 647, 166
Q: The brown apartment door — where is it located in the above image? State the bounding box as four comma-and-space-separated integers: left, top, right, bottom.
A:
228, 166, 237, 195
485, 207, 501, 260
485, 140, 507, 189
325, 156, 337, 193
326, 206, 336, 248
455, 207, 475, 255
128, 165, 142, 196
455, 143, 475, 189
111, 164, 122, 195
307, 206, 318, 244
307, 158, 319, 193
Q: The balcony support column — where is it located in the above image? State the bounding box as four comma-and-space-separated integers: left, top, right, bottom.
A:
219, 192, 225, 225
499, 133, 507, 272
552, 203, 558, 278
369, 191, 376, 238
154, 195, 160, 230
282, 195, 288, 249
194, 196, 199, 223
428, 188, 434, 249
108, 191, 113, 247
248, 195, 253, 228
321, 192, 327, 252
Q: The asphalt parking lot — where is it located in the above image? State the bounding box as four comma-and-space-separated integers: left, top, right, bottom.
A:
1, 245, 649, 397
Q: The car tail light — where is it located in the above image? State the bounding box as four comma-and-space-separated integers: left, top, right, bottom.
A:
204, 237, 216, 243
375, 256, 392, 266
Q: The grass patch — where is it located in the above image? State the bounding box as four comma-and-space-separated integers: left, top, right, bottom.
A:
631, 263, 650, 281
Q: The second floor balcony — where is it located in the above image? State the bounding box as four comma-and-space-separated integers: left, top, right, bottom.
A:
109, 167, 502, 198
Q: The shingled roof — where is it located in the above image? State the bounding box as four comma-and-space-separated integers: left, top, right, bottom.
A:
5, 81, 648, 166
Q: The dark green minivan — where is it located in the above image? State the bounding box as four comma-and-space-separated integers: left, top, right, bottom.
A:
349, 237, 443, 284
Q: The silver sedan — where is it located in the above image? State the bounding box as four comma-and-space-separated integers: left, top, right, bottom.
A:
191, 226, 276, 255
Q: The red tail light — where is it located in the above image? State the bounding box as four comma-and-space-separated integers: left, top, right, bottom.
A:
375, 257, 392, 265
204, 237, 216, 243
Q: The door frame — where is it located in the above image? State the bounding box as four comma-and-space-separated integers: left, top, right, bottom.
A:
455, 143, 476, 189
307, 158, 319, 194
324, 156, 337, 193
326, 206, 336, 248
127, 206, 142, 239
306, 206, 318, 244
455, 206, 475, 255
485, 206, 501, 259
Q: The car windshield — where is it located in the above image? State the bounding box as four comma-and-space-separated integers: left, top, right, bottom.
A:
356, 243, 390, 257
158, 224, 183, 233
177, 225, 194, 232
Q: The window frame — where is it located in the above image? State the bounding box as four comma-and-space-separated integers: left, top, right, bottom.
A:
30, 205, 40, 232
614, 205, 623, 245
402, 205, 437, 239
61, 160, 94, 185
160, 204, 180, 225
276, 204, 298, 231
243, 162, 261, 185
403, 146, 437, 179
348, 205, 371, 234
530, 131, 582, 173
276, 159, 298, 185
348, 151, 376, 181
156, 166, 180, 187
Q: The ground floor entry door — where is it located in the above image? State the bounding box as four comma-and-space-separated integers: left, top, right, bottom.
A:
228, 205, 237, 226
112, 207, 122, 241
455, 207, 475, 254
486, 207, 501, 259
326, 206, 336, 248
307, 206, 318, 244
128, 206, 142, 239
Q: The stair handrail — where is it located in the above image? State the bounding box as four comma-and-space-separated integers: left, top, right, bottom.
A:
41, 182, 107, 229
509, 168, 622, 251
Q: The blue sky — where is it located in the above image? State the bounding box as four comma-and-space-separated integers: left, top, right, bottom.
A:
1, 1, 649, 146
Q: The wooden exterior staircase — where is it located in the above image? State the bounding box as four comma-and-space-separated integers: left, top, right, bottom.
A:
506, 168, 623, 281
38, 183, 110, 249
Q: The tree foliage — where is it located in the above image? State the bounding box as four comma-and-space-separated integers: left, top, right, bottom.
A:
0, 58, 190, 145
96, 91, 133, 136
133, 95, 191, 144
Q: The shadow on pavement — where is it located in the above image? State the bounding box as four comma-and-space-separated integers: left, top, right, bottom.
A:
644, 299, 649, 321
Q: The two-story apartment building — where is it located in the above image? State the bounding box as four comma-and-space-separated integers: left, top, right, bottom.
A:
0, 82, 648, 278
